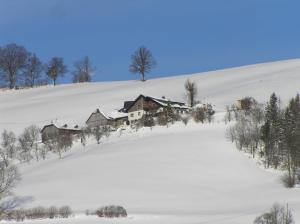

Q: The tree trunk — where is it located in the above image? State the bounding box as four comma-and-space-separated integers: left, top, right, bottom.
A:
141, 72, 145, 82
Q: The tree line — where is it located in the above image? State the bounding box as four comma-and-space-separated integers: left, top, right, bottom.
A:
226, 93, 300, 187
0, 43, 157, 89
0, 43, 96, 88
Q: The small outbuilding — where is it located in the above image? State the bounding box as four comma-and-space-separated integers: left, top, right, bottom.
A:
86, 109, 112, 128
86, 109, 128, 129
41, 123, 82, 143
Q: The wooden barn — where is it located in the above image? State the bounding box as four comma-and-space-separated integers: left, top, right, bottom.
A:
86, 109, 112, 128
86, 109, 128, 129
41, 123, 82, 143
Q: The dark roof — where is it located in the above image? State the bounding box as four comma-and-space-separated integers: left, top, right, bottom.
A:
41, 124, 58, 133
119, 101, 135, 113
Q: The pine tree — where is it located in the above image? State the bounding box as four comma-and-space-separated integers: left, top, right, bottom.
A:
262, 93, 281, 168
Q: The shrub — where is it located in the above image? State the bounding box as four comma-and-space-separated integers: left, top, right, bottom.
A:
281, 173, 295, 188
96, 205, 127, 218
48, 206, 58, 219
193, 107, 206, 123
181, 116, 190, 126
143, 115, 155, 127
0, 205, 73, 221
254, 203, 294, 224
59, 206, 72, 218
157, 113, 168, 126
27, 206, 47, 219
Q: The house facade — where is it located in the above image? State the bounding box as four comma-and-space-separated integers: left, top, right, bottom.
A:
127, 95, 188, 124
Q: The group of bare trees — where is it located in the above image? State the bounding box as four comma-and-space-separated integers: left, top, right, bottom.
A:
1, 205, 72, 221
254, 203, 294, 224
226, 93, 300, 187
0, 43, 98, 89
0, 126, 46, 164
0, 43, 159, 88
0, 130, 22, 215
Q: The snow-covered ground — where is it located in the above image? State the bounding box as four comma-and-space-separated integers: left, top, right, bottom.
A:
1, 59, 300, 223
1, 58, 300, 134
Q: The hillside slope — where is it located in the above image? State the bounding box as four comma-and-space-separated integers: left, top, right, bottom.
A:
16, 123, 300, 224
1, 58, 300, 133
1, 59, 300, 223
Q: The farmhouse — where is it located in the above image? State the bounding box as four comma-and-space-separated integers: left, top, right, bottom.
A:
86, 109, 111, 128
125, 94, 188, 124
86, 109, 128, 129
109, 111, 129, 128
41, 123, 82, 143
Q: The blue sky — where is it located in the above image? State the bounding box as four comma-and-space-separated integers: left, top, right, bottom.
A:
1, 0, 300, 83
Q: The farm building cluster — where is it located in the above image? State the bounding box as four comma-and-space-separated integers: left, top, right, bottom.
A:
41, 94, 189, 142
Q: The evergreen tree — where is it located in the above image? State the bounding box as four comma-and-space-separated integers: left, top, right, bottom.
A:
262, 93, 281, 168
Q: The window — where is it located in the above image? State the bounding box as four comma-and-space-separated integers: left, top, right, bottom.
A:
130, 113, 134, 117
138, 112, 141, 116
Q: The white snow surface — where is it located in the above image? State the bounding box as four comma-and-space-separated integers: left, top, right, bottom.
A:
1, 59, 300, 223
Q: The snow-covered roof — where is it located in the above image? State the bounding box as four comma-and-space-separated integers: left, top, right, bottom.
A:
86, 108, 111, 123
150, 97, 188, 109
108, 110, 128, 119
41, 121, 82, 132
126, 94, 188, 110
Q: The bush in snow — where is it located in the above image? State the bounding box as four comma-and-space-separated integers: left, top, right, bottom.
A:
181, 115, 190, 126
143, 115, 155, 128
0, 205, 73, 221
253, 203, 294, 224
26, 206, 47, 219
92, 126, 103, 144
58, 205, 72, 218
193, 107, 206, 123
0, 209, 26, 221
281, 173, 295, 188
48, 206, 58, 219
96, 205, 127, 218
157, 112, 168, 126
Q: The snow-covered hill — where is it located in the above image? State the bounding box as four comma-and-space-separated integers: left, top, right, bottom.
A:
1, 58, 300, 134
1, 59, 300, 223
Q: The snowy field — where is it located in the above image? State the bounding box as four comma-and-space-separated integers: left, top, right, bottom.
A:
1, 59, 300, 223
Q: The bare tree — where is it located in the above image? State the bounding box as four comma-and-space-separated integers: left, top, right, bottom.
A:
184, 79, 198, 107
0, 164, 21, 201
0, 130, 16, 167
58, 206, 72, 218
129, 46, 156, 81
24, 54, 44, 87
57, 134, 73, 159
0, 43, 29, 89
93, 126, 103, 144
18, 125, 40, 162
48, 206, 58, 219
46, 57, 67, 85
254, 203, 294, 224
72, 56, 95, 83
